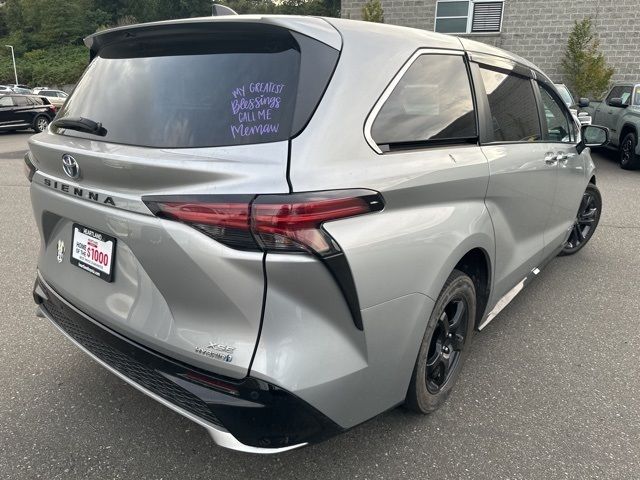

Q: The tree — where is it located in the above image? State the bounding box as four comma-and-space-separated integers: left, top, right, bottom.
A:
0, 0, 342, 86
562, 17, 614, 100
362, 0, 383, 22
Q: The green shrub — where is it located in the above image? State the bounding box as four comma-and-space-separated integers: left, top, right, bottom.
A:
362, 0, 384, 22
0, 44, 87, 86
562, 18, 614, 100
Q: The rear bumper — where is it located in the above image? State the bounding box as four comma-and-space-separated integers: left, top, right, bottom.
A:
33, 274, 342, 453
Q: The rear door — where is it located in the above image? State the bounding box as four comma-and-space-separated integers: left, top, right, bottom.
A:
29, 21, 340, 379
12, 95, 33, 124
475, 60, 558, 299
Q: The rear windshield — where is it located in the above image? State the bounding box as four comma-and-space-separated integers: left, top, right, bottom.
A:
53, 28, 337, 148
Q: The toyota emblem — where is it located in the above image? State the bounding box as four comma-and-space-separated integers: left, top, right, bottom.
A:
62, 154, 80, 179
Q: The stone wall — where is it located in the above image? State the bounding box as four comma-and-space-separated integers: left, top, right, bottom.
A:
341, 0, 640, 87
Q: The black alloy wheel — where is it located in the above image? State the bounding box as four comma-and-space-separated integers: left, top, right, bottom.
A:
425, 299, 468, 394
560, 183, 602, 256
405, 269, 476, 414
620, 132, 640, 170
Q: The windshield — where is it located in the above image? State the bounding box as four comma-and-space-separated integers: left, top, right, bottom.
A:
53, 31, 302, 148
556, 85, 574, 107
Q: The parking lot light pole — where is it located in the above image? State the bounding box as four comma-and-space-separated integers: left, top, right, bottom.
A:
5, 45, 17, 85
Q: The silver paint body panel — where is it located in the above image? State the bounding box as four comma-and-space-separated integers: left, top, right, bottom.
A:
28, 15, 597, 448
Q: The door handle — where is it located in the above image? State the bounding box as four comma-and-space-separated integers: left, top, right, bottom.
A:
544, 152, 558, 165
556, 152, 576, 163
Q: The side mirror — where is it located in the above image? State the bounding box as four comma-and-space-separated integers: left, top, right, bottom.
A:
609, 97, 627, 108
577, 125, 609, 153
578, 97, 590, 108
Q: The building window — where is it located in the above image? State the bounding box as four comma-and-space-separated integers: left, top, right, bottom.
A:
435, 1, 504, 34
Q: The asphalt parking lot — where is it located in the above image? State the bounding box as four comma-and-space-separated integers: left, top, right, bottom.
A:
1, 132, 639, 480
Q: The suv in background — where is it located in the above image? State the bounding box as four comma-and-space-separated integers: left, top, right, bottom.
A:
32, 88, 69, 108
581, 83, 640, 169
0, 94, 56, 132
7, 84, 33, 94
27, 16, 608, 453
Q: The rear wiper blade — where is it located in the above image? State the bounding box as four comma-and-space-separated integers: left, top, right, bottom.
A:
51, 117, 107, 136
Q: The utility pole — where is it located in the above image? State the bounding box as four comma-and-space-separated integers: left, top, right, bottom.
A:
5, 45, 17, 85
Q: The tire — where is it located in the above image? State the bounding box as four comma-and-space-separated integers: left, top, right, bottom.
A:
619, 132, 640, 170
33, 115, 49, 133
405, 269, 476, 414
559, 183, 602, 256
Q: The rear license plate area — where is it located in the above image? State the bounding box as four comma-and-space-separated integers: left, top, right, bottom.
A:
70, 223, 116, 282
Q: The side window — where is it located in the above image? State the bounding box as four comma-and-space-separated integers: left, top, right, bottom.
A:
605, 86, 621, 102
479, 66, 541, 142
371, 54, 477, 148
620, 86, 633, 105
537, 84, 574, 143
634, 86, 640, 106
606, 86, 633, 105
13, 96, 28, 106
0, 96, 13, 106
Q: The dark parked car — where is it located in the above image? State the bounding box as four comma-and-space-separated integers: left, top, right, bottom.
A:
0, 94, 56, 133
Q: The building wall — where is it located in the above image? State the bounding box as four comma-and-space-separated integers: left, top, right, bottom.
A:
341, 0, 640, 86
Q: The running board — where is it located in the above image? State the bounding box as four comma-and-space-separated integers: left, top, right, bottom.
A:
478, 267, 541, 331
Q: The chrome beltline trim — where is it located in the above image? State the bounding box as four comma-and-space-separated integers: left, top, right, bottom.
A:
36, 275, 306, 454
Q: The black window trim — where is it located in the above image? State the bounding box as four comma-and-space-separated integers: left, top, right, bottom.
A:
472, 56, 548, 146
364, 47, 480, 154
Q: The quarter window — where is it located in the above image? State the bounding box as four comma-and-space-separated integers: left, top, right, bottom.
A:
371, 54, 477, 148
479, 66, 540, 142
435, 0, 504, 34
537, 84, 573, 143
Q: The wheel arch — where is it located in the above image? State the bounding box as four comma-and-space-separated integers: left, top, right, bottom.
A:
453, 248, 492, 329
619, 123, 637, 145
32, 113, 51, 124
428, 233, 494, 330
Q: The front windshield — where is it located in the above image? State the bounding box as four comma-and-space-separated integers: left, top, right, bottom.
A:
556, 85, 574, 107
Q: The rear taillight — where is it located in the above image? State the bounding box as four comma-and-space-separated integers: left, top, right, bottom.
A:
145, 197, 255, 250
144, 190, 384, 257
144, 190, 385, 330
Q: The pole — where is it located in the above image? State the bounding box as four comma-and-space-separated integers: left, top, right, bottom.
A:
5, 45, 17, 85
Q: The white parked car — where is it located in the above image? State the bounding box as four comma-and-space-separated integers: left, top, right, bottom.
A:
32, 88, 69, 108
555, 83, 592, 125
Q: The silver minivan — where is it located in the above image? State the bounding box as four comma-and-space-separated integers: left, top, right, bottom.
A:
27, 16, 608, 453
